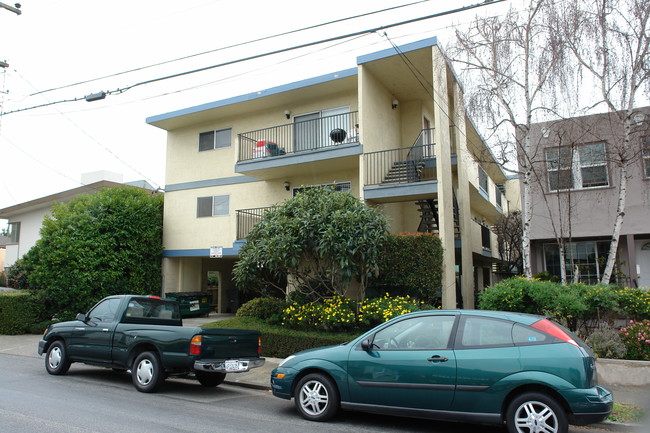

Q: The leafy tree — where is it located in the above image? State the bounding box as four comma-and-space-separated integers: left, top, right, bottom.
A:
23, 186, 163, 319
233, 186, 388, 300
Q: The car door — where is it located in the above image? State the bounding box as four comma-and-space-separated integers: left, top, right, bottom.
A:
451, 315, 521, 411
346, 314, 458, 411
67, 297, 122, 363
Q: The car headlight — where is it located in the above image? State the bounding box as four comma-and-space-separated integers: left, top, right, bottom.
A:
278, 355, 295, 368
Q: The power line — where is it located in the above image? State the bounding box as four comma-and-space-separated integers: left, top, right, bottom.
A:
29, 0, 433, 97
1, 0, 506, 117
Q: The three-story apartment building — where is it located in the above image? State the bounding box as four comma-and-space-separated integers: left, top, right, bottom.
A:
147, 37, 513, 312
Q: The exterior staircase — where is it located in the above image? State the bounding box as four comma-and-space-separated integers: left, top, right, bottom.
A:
381, 160, 425, 184
416, 193, 461, 237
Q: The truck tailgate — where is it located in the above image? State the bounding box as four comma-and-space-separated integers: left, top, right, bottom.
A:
198, 328, 260, 359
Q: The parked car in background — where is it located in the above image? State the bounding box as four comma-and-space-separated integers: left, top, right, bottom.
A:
271, 310, 612, 433
38, 295, 264, 392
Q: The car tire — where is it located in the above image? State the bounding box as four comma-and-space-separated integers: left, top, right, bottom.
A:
45, 341, 71, 375
132, 351, 164, 393
196, 371, 226, 387
294, 373, 340, 421
506, 392, 568, 433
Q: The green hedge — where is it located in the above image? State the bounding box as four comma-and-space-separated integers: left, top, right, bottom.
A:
205, 316, 358, 358
0, 290, 49, 335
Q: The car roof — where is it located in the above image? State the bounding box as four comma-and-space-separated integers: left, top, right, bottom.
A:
401, 309, 545, 326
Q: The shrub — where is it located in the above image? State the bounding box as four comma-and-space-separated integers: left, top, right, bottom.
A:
585, 324, 626, 359
236, 297, 288, 321
6, 260, 31, 290
358, 294, 423, 328
370, 233, 443, 304
615, 288, 650, 318
619, 320, 650, 361
0, 290, 49, 334
282, 296, 357, 332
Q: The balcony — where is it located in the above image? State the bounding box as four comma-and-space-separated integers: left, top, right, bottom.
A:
235, 111, 361, 179
364, 129, 437, 202
236, 206, 275, 240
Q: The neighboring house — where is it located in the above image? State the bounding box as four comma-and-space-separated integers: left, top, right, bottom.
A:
0, 172, 155, 273
524, 108, 650, 287
147, 37, 515, 312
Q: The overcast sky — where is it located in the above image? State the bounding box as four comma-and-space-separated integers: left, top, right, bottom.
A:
0, 0, 511, 225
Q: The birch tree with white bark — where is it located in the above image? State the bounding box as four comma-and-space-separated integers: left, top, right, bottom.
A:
556, 0, 650, 284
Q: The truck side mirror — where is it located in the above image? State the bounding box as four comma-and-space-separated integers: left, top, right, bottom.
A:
76, 313, 87, 322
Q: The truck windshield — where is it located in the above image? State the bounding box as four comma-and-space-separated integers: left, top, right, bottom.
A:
124, 298, 180, 321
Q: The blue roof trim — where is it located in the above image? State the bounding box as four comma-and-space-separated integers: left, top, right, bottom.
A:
147, 68, 358, 124
357, 37, 438, 65
166, 175, 261, 192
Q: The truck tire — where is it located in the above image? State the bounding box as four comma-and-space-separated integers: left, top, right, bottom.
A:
45, 341, 71, 375
196, 371, 226, 387
132, 351, 164, 393
294, 373, 340, 421
505, 392, 568, 433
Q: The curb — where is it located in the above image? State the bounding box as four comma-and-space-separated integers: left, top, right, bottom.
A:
596, 420, 643, 431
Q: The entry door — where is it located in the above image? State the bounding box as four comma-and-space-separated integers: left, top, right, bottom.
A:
293, 112, 320, 152
636, 241, 650, 288
347, 315, 457, 411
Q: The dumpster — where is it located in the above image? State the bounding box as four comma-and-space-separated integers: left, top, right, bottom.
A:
165, 292, 212, 317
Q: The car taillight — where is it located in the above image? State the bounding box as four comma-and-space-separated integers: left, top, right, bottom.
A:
531, 318, 579, 347
258, 336, 262, 356
190, 335, 202, 355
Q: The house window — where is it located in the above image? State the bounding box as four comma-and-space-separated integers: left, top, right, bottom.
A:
495, 184, 502, 209
543, 241, 610, 284
481, 225, 491, 250
292, 181, 351, 196
197, 195, 229, 217
546, 143, 608, 191
7, 222, 20, 243
199, 128, 231, 152
643, 137, 650, 179
478, 166, 488, 196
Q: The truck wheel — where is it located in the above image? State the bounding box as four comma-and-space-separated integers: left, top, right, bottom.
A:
294, 373, 339, 421
196, 371, 226, 387
506, 392, 568, 433
45, 341, 71, 375
132, 351, 164, 393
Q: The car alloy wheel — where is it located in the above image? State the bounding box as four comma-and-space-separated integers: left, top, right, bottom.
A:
294, 373, 339, 421
507, 392, 568, 433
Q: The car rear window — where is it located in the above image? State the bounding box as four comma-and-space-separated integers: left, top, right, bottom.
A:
512, 323, 554, 345
123, 298, 181, 322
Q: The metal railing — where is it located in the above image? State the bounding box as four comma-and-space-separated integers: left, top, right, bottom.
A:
238, 111, 359, 162
364, 129, 435, 187
236, 207, 275, 240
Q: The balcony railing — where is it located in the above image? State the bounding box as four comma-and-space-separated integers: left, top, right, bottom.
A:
364, 129, 435, 187
236, 207, 275, 240
238, 111, 359, 162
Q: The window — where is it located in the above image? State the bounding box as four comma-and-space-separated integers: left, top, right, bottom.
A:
371, 315, 456, 350
293, 106, 351, 151
481, 225, 491, 250
512, 323, 552, 346
197, 195, 229, 217
199, 128, 231, 151
478, 166, 488, 195
292, 181, 351, 196
457, 317, 514, 348
123, 298, 180, 321
88, 298, 122, 323
543, 240, 611, 284
643, 137, 650, 179
7, 222, 20, 243
495, 184, 503, 209
546, 143, 608, 191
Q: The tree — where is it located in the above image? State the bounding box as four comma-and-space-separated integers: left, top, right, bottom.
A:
22, 186, 164, 319
448, 0, 568, 279
493, 211, 524, 275
232, 186, 388, 300
557, 0, 650, 283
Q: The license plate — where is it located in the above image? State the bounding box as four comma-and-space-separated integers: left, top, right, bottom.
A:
225, 360, 240, 371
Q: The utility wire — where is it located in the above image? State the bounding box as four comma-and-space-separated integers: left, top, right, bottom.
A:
30, 0, 433, 97
1, 0, 506, 117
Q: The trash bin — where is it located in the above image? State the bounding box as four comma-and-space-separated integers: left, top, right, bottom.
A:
165, 292, 212, 317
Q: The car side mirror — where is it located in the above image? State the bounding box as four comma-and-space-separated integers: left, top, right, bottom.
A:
361, 338, 373, 351
75, 313, 87, 322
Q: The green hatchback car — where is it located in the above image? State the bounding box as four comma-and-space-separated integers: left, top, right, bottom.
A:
271, 310, 612, 433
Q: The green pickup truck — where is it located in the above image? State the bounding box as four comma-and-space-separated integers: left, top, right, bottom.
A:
37, 294, 265, 392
